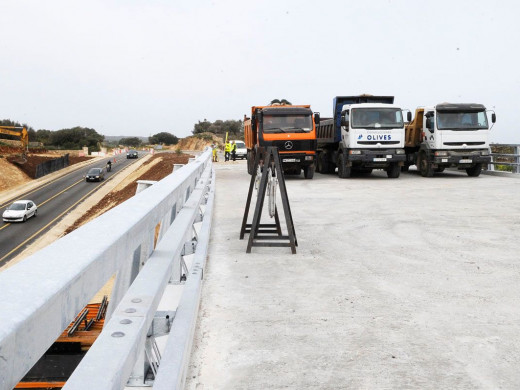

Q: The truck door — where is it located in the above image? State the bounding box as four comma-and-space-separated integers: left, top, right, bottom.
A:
423, 111, 437, 149
340, 110, 351, 148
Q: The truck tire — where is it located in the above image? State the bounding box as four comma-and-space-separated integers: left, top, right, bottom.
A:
318, 153, 329, 174
387, 163, 401, 178
466, 163, 482, 177
337, 154, 351, 178
303, 165, 315, 179
247, 151, 254, 175
418, 152, 434, 177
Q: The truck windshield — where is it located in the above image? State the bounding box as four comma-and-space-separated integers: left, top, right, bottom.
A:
262, 114, 313, 133
436, 111, 489, 130
351, 108, 404, 129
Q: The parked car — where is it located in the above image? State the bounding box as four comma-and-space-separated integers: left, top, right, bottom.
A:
85, 167, 105, 182
127, 150, 138, 159
232, 140, 247, 159
2, 200, 38, 223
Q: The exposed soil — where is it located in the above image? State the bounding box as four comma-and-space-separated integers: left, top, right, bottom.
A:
64, 152, 193, 234
177, 133, 224, 150
0, 146, 94, 192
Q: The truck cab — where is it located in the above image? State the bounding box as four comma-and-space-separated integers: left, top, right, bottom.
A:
244, 104, 319, 179
316, 96, 408, 178
405, 103, 495, 177
341, 102, 405, 153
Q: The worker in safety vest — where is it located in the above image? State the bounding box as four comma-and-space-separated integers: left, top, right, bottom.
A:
224, 141, 231, 161
212, 145, 218, 162
231, 141, 237, 161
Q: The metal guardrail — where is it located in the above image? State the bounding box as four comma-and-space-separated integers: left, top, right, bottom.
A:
488, 144, 520, 174
0, 149, 214, 390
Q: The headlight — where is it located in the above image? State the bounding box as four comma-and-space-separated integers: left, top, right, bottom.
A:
396, 149, 405, 155
434, 151, 448, 157
95, 176, 99, 178
305, 156, 314, 160
349, 150, 361, 155
481, 150, 490, 156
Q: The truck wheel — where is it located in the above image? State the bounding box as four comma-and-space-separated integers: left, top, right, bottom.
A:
419, 152, 433, 177
387, 163, 401, 178
247, 151, 253, 175
466, 163, 482, 177
303, 165, 315, 179
337, 154, 351, 178
318, 153, 329, 174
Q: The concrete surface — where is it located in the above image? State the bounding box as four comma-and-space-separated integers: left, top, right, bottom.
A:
186, 162, 520, 389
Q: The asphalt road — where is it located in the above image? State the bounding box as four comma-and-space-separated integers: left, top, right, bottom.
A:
0, 153, 146, 266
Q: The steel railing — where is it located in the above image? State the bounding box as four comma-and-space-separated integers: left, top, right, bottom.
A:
0, 148, 214, 390
488, 144, 520, 174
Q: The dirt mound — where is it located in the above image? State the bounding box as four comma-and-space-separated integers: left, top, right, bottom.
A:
0, 158, 31, 192
177, 133, 224, 151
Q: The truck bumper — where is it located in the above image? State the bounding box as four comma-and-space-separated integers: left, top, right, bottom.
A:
348, 149, 406, 166
432, 151, 491, 165
279, 153, 315, 168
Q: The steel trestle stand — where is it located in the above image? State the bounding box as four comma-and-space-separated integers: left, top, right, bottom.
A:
240, 147, 297, 254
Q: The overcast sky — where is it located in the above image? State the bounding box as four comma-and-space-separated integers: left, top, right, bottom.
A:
1, 0, 518, 142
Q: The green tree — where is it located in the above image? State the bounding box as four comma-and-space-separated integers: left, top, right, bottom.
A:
119, 137, 142, 147
192, 118, 243, 137
36, 129, 53, 145
48, 127, 104, 150
149, 132, 179, 145
192, 119, 212, 134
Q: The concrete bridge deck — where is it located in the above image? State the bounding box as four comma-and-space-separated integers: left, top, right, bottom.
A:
186, 161, 520, 389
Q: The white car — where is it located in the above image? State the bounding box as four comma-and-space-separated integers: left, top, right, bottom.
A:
2, 200, 38, 223
232, 140, 247, 159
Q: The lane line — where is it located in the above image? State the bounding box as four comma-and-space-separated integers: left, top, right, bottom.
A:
0, 183, 104, 264
37, 179, 84, 207
0, 223, 11, 231
0, 180, 83, 230
0, 155, 142, 262
0, 166, 123, 233
0, 158, 103, 209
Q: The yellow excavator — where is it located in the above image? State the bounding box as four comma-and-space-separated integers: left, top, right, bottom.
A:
0, 125, 29, 150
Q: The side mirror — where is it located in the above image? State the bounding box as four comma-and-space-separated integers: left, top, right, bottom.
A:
341, 115, 349, 127
314, 112, 320, 125
491, 113, 496, 123
407, 111, 412, 122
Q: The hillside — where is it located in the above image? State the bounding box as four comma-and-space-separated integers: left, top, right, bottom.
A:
177, 133, 225, 150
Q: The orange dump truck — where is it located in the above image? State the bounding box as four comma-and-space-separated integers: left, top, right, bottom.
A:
244, 103, 320, 179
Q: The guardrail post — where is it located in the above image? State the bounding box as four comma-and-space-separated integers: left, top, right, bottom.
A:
513, 145, 520, 173
136, 180, 157, 194
488, 150, 495, 171
173, 164, 184, 172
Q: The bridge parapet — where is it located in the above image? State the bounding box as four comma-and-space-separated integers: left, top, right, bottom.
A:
0, 149, 214, 390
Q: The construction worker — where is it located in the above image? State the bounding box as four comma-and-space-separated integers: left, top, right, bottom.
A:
224, 141, 231, 161
212, 145, 218, 162
231, 141, 237, 161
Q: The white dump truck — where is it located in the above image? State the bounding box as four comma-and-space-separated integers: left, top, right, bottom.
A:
404, 103, 496, 177
315, 95, 409, 178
